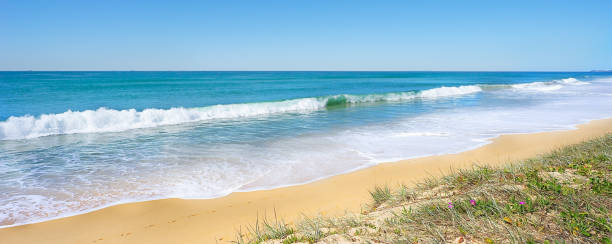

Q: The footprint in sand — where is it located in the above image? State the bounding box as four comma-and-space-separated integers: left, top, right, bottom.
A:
144, 224, 155, 228
167, 220, 177, 223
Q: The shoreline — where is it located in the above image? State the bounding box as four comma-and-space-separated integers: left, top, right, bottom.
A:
1, 118, 612, 243
0, 120, 583, 229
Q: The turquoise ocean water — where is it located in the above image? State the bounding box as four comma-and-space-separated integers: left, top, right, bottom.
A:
1, 71, 612, 226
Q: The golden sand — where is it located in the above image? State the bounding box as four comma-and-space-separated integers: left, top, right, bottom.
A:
1, 118, 611, 244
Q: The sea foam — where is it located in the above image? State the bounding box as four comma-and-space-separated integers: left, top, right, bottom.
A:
0, 78, 584, 141
511, 77, 589, 91
0, 85, 483, 140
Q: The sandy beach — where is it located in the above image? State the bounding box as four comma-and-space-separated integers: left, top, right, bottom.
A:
1, 118, 611, 244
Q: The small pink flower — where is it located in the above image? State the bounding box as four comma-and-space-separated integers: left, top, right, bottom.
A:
519, 201, 525, 205
448, 202, 453, 209
470, 199, 476, 206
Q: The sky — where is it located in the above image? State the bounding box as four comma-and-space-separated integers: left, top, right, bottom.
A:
1, 0, 611, 71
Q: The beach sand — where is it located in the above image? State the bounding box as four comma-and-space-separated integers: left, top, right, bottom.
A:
1, 118, 611, 244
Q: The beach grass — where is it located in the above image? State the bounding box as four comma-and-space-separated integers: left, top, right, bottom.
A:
234, 134, 612, 243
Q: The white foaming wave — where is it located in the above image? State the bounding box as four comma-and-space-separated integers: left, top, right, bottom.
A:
324, 85, 482, 105
0, 98, 324, 140
0, 86, 483, 140
0, 77, 594, 141
511, 77, 589, 91
558, 77, 590, 85
418, 85, 482, 98
512, 82, 564, 91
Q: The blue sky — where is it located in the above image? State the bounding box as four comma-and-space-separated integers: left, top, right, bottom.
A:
1, 0, 611, 71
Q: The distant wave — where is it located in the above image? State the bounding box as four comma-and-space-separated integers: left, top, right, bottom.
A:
324, 85, 482, 107
0, 78, 587, 140
511, 77, 589, 91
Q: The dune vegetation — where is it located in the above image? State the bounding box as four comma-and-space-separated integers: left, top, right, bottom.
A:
234, 134, 612, 243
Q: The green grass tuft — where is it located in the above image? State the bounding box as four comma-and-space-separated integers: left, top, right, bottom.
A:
369, 185, 392, 206
233, 210, 294, 244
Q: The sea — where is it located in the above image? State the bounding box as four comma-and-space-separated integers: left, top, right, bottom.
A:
1, 71, 611, 227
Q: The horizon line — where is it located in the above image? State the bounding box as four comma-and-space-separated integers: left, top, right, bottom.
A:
0, 69, 609, 72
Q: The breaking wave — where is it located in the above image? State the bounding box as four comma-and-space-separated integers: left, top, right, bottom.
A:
511, 77, 589, 91
0, 78, 587, 140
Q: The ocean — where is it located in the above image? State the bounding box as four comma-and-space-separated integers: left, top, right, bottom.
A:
1, 71, 611, 227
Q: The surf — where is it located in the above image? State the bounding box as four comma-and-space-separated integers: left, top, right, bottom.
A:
0, 78, 588, 140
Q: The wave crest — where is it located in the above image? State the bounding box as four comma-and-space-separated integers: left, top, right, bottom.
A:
511, 77, 589, 91
324, 85, 482, 107
0, 85, 483, 140
1, 76, 589, 140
